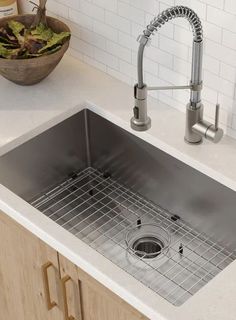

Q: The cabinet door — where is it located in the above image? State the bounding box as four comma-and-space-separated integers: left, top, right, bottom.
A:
59, 254, 148, 320
0, 211, 63, 320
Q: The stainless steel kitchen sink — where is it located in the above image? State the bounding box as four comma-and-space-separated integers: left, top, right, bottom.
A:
0, 108, 235, 306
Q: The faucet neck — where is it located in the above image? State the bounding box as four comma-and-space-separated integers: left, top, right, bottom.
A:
137, 5, 204, 107
190, 40, 203, 109
137, 40, 146, 89
137, 38, 203, 108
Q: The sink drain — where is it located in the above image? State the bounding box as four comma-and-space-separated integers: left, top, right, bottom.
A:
132, 236, 164, 259
126, 223, 171, 260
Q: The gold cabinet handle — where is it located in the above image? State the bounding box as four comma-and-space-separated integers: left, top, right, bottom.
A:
61, 275, 76, 320
42, 262, 57, 310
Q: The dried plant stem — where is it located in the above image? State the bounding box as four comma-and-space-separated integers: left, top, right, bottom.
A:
31, 0, 47, 28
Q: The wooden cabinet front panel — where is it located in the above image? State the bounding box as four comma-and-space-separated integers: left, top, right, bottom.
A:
0, 212, 63, 320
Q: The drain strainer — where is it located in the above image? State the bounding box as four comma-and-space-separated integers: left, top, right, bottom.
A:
132, 236, 164, 259
126, 223, 171, 259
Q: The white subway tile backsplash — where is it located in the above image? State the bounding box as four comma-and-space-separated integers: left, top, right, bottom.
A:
232, 114, 236, 130
45, 0, 236, 139
70, 36, 94, 57
202, 86, 218, 104
222, 29, 236, 51
145, 46, 173, 69
158, 92, 186, 112
205, 40, 236, 68
69, 8, 93, 30
224, 0, 236, 15
120, 60, 137, 79
220, 63, 236, 82
61, 19, 80, 38
173, 57, 191, 77
118, 31, 138, 51
204, 21, 222, 43
118, 2, 145, 25
160, 36, 189, 60
204, 102, 231, 127
129, 0, 159, 15
94, 47, 119, 69
218, 93, 236, 113
174, 25, 193, 45
202, 55, 220, 75
204, 70, 235, 98
175, 0, 207, 20
159, 0, 175, 7
78, 29, 106, 50
93, 20, 118, 41
173, 89, 190, 105
92, 0, 117, 13
105, 11, 131, 33
107, 67, 133, 86
201, 0, 224, 10
46, 0, 69, 19
131, 22, 145, 38
106, 41, 131, 62
159, 1, 174, 13
57, 0, 80, 10
80, 0, 105, 22
159, 66, 188, 86
207, 6, 236, 33
157, 20, 174, 39
131, 52, 159, 77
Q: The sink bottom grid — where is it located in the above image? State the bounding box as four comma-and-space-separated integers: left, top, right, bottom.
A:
31, 167, 236, 306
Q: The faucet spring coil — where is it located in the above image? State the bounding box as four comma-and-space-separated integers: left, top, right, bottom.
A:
143, 6, 203, 42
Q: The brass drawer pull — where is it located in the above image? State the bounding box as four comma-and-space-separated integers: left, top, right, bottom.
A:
42, 262, 57, 310
61, 275, 76, 320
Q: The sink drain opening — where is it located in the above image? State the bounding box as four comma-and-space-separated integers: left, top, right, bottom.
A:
132, 236, 164, 259
126, 223, 171, 260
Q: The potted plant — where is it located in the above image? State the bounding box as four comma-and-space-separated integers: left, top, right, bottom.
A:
0, 0, 71, 85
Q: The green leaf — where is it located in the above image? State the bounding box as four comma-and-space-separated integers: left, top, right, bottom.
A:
30, 23, 53, 41
0, 43, 9, 57
0, 36, 14, 45
38, 31, 70, 53
0, 41, 17, 48
0, 43, 19, 58
7, 20, 25, 42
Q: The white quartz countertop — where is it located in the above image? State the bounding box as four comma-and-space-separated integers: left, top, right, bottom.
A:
0, 54, 236, 320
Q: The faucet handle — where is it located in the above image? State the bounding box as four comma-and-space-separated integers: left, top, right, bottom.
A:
215, 103, 220, 130
191, 103, 224, 143
204, 104, 224, 143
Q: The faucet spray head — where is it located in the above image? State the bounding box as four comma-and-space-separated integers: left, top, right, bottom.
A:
131, 84, 151, 131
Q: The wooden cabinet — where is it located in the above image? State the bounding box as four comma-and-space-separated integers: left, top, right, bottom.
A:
0, 211, 63, 320
59, 254, 148, 320
0, 211, 148, 320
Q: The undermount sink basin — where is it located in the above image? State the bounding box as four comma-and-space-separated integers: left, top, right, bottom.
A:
0, 108, 235, 306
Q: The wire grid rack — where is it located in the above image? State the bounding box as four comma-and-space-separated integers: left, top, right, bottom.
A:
31, 167, 236, 306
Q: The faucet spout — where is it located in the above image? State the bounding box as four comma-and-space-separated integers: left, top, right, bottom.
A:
131, 5, 223, 144
137, 6, 203, 88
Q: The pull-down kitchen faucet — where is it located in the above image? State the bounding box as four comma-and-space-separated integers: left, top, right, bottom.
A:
131, 6, 223, 144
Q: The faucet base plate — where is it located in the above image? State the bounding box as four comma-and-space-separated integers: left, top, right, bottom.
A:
184, 137, 203, 145
131, 117, 151, 131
